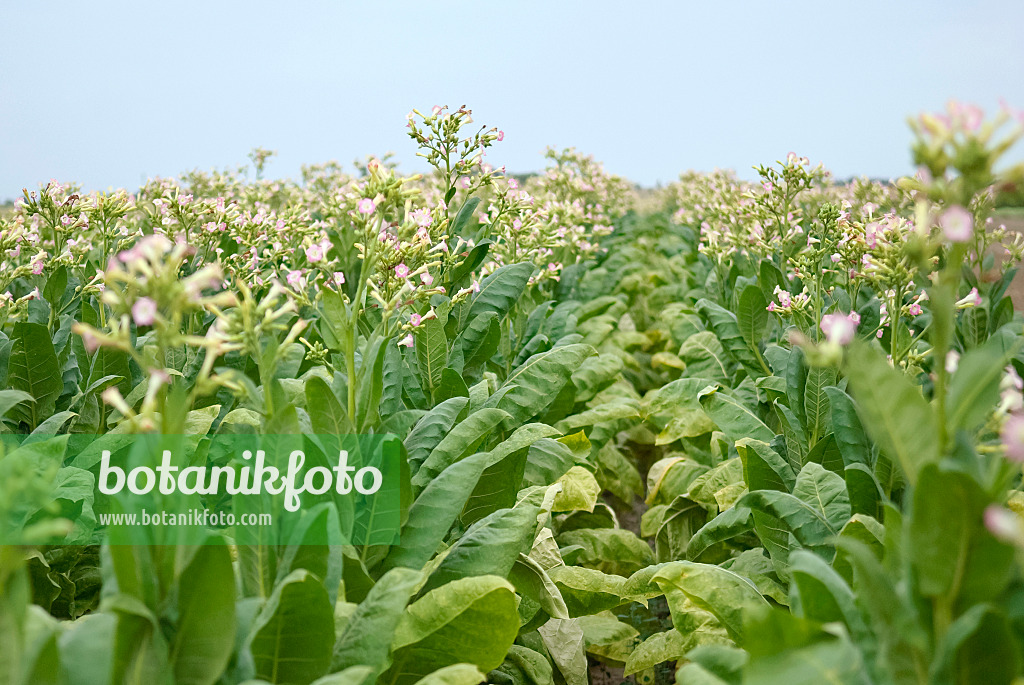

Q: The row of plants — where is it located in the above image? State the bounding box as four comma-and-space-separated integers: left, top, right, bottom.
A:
2, 101, 1024, 685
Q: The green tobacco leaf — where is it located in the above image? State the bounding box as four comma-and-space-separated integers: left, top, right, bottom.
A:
787, 551, 873, 657
456, 312, 500, 371
571, 353, 624, 403
0, 389, 33, 422
909, 465, 1014, 601
556, 529, 655, 577
171, 544, 236, 685
844, 464, 883, 518
774, 400, 807, 471
538, 618, 588, 685
700, 388, 774, 444
802, 367, 835, 445
508, 554, 569, 620
385, 576, 520, 685
485, 343, 595, 429
248, 570, 334, 684
306, 376, 353, 435
825, 387, 872, 468
8, 322, 62, 428
652, 561, 769, 645
930, 604, 1019, 685
423, 495, 541, 593
463, 424, 559, 523
468, 262, 535, 322
450, 196, 481, 236
385, 452, 494, 572
735, 438, 795, 493
552, 466, 601, 513
845, 343, 939, 485
410, 664, 486, 685
623, 629, 689, 675
697, 299, 764, 375
411, 408, 510, 491
415, 317, 448, 397
947, 335, 1016, 432
737, 285, 768, 350
678, 332, 730, 383
405, 397, 470, 475
332, 567, 424, 678
739, 487, 837, 555
547, 566, 628, 616
687, 506, 754, 561
792, 462, 851, 531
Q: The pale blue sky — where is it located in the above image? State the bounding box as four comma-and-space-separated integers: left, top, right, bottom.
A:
2, 0, 1022, 199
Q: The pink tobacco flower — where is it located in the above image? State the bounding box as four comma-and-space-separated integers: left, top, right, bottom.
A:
939, 206, 973, 243
820, 312, 859, 345
304, 244, 324, 263
132, 297, 158, 326
985, 505, 1024, 546
357, 198, 376, 214
956, 288, 982, 309
394, 263, 410, 278
398, 334, 414, 347
1003, 413, 1024, 462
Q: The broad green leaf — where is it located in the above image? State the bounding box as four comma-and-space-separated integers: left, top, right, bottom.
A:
909, 465, 1014, 601
0, 389, 33, 423
652, 561, 769, 645
468, 262, 535, 321
486, 344, 596, 430
678, 332, 730, 383
171, 544, 236, 685
699, 388, 773, 443
410, 664, 485, 685
248, 570, 334, 685
463, 424, 559, 523
508, 554, 569, 620
405, 397, 470, 474
802, 366, 835, 445
930, 604, 1019, 685
845, 343, 939, 485
385, 576, 520, 685
687, 506, 753, 561
787, 551, 872, 652
773, 400, 807, 471
737, 285, 768, 350
306, 376, 353, 435
423, 494, 541, 592
411, 408, 511, 491
571, 353, 624, 403
415, 318, 448, 396
8, 322, 62, 428
332, 568, 424, 678
735, 438, 795, 493
947, 335, 1016, 432
538, 618, 588, 685
623, 629, 688, 675
844, 464, 882, 518
792, 462, 851, 531
552, 466, 601, 513
824, 387, 871, 467
557, 528, 655, 577
385, 452, 494, 572
696, 299, 764, 375
738, 489, 836, 556
547, 566, 628, 616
